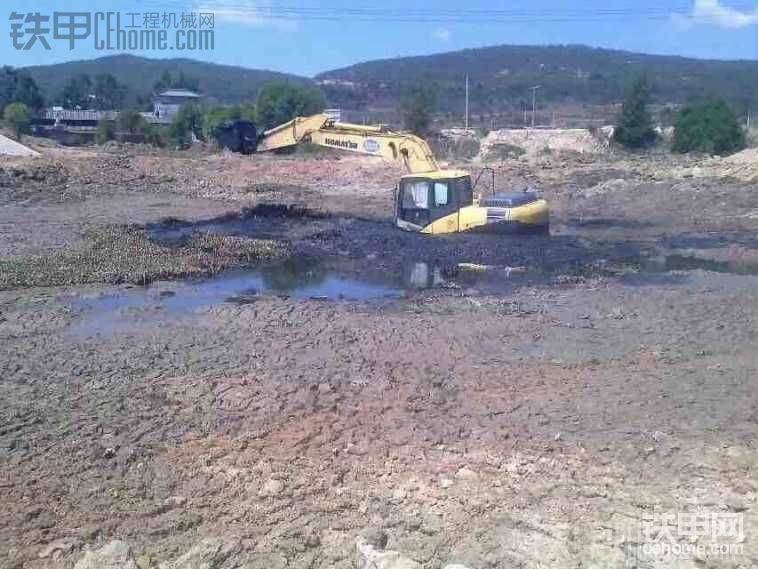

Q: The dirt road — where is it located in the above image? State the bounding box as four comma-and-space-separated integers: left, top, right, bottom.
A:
0, 145, 756, 569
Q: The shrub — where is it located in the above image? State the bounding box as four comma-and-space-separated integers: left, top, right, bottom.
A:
672, 99, 746, 156
116, 109, 147, 134
3, 102, 29, 139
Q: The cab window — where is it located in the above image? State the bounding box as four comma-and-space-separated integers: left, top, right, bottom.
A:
402, 181, 429, 209
433, 183, 449, 207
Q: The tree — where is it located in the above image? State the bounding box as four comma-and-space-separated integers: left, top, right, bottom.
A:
400, 83, 437, 136
255, 82, 325, 130
673, 99, 746, 156
0, 67, 16, 111
60, 74, 92, 109
153, 70, 199, 93
168, 103, 204, 148
13, 75, 44, 111
95, 119, 115, 144
201, 104, 256, 139
3, 102, 29, 139
93, 74, 126, 110
0, 67, 44, 112
613, 75, 657, 149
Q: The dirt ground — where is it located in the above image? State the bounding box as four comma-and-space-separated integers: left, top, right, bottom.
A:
0, 143, 756, 569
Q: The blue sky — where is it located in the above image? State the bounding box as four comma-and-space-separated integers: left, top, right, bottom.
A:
3, 1, 758, 76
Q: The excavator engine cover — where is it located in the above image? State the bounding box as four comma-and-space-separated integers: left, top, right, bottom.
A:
479, 192, 539, 208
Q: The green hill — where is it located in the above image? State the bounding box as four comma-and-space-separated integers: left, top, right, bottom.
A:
316, 44, 758, 117
21, 54, 311, 106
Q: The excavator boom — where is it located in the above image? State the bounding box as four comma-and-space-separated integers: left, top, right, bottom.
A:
256, 113, 440, 174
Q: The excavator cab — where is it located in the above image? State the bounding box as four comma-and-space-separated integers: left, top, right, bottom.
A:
394, 168, 550, 235
395, 170, 475, 234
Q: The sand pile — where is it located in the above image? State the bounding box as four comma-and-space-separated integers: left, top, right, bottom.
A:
720, 147, 758, 180
0, 134, 39, 157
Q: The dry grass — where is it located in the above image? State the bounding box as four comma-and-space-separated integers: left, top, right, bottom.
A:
0, 226, 290, 289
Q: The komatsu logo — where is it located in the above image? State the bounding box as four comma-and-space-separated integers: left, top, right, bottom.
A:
324, 138, 358, 150
363, 139, 380, 153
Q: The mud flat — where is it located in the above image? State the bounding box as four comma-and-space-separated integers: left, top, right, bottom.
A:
1, 147, 757, 569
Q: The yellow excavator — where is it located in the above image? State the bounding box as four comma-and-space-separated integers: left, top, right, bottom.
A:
256, 113, 549, 235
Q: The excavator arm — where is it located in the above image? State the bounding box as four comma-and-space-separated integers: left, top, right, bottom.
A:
256, 113, 440, 175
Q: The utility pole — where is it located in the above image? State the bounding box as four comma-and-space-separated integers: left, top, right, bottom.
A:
530, 85, 541, 129
465, 74, 469, 131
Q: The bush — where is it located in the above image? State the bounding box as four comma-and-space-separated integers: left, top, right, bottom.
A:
255, 82, 325, 130
143, 124, 166, 147
400, 83, 437, 136
95, 119, 115, 144
672, 99, 746, 156
3, 102, 29, 139
613, 75, 657, 149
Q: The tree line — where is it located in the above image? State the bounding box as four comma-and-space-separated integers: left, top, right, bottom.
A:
95, 81, 326, 148
0, 63, 749, 157
612, 75, 746, 156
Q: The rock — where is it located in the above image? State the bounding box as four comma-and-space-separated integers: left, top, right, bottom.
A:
38, 538, 81, 559
443, 565, 475, 569
391, 488, 407, 503
159, 538, 240, 569
356, 533, 421, 569
359, 528, 388, 550
260, 478, 285, 497
136, 553, 153, 569
305, 532, 321, 549
240, 552, 287, 569
74, 540, 137, 569
455, 467, 479, 481
30, 510, 56, 529
438, 476, 454, 489
163, 495, 187, 508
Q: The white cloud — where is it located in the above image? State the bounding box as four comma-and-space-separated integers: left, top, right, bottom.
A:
432, 27, 451, 42
194, 1, 298, 31
674, 0, 758, 29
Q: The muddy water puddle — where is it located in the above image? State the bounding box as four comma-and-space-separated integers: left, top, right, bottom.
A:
66, 257, 544, 336
66, 250, 758, 337
640, 254, 758, 276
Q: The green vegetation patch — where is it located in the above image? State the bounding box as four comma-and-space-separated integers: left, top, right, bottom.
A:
484, 143, 526, 160
0, 226, 290, 290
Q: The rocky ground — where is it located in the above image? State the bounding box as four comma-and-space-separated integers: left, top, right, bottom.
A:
0, 143, 757, 569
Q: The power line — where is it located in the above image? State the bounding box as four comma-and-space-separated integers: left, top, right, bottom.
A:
143, 2, 758, 24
